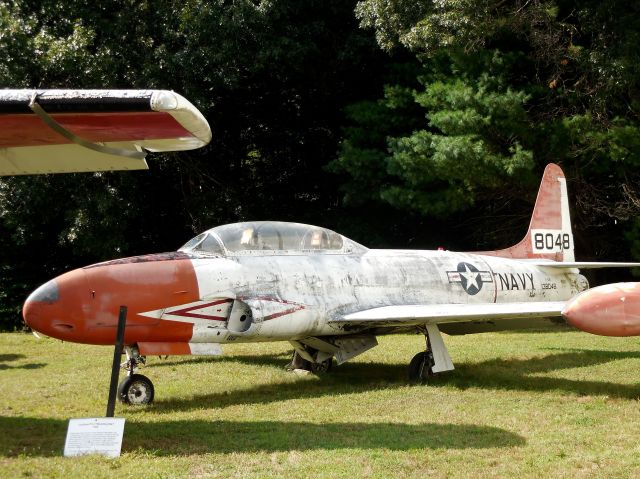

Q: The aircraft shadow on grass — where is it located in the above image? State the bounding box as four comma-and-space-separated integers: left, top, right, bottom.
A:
445, 348, 640, 399
147, 348, 640, 413
150, 352, 291, 369
0, 416, 525, 457
3, 350, 637, 457
0, 353, 45, 371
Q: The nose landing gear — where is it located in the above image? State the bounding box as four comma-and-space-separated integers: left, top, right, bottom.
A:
118, 346, 154, 405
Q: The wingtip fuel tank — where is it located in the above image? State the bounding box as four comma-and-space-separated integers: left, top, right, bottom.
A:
562, 282, 640, 336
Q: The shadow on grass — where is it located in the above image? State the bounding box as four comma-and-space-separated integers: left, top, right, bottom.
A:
0, 353, 45, 371
446, 349, 640, 399
147, 349, 640, 412
0, 354, 25, 362
495, 324, 577, 334
0, 416, 525, 457
149, 352, 290, 369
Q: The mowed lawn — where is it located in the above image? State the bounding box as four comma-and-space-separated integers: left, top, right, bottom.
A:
1, 328, 640, 478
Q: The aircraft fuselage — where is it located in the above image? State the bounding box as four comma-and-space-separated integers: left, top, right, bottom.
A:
23, 248, 586, 348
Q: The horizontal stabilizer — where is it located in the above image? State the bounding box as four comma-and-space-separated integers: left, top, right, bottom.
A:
333, 302, 566, 327
518, 261, 640, 269
0, 89, 211, 175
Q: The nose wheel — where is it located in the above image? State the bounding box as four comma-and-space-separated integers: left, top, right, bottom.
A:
118, 346, 154, 405
118, 373, 155, 405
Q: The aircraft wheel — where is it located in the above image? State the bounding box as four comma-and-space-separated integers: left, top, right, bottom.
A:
118, 373, 155, 405
286, 351, 311, 371
310, 358, 333, 374
408, 351, 435, 383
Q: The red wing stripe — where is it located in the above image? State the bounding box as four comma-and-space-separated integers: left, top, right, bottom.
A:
0, 112, 193, 148
263, 305, 305, 321
168, 299, 233, 321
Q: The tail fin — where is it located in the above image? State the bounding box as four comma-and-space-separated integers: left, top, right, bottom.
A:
479, 163, 574, 261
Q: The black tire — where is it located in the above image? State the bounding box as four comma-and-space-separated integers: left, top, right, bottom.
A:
310, 358, 333, 374
408, 351, 435, 383
118, 373, 155, 405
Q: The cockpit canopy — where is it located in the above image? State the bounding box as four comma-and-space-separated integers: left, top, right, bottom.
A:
178, 221, 367, 257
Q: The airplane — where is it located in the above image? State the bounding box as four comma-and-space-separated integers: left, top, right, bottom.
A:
21, 160, 640, 405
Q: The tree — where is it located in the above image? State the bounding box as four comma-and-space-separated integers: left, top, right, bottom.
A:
331, 50, 535, 218
334, 0, 640, 260
0, 0, 386, 330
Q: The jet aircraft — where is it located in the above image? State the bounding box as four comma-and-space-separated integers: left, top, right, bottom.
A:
21, 162, 640, 405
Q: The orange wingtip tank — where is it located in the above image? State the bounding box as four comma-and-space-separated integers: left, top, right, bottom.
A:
562, 282, 640, 336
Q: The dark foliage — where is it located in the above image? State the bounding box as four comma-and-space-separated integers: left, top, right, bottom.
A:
1, 0, 638, 330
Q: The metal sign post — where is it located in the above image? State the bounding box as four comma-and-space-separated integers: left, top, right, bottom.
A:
106, 306, 127, 418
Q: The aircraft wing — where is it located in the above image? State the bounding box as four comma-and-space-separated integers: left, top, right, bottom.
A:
0, 89, 211, 175
331, 301, 565, 329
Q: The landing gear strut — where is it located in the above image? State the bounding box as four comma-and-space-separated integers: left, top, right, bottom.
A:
118, 346, 154, 405
408, 325, 455, 382
286, 349, 333, 375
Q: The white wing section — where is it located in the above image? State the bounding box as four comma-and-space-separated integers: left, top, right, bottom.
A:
332, 301, 566, 327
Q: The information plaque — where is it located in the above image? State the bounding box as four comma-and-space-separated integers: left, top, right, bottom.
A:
63, 418, 125, 457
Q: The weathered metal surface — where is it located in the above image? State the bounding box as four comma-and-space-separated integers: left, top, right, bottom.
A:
333, 336, 378, 365
23, 241, 585, 347
425, 324, 454, 373
477, 164, 573, 261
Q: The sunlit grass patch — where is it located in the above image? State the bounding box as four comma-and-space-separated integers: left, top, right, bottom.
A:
1, 329, 640, 478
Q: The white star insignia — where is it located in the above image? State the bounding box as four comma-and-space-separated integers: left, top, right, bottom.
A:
460, 264, 480, 291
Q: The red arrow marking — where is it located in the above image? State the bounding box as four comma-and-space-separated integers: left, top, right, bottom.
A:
169, 299, 233, 321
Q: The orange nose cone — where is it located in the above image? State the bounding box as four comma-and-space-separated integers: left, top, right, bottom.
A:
22, 269, 91, 341
24, 252, 199, 345
562, 282, 640, 336
23, 279, 59, 333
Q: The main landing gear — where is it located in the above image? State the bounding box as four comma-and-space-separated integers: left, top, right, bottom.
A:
286, 349, 334, 374
408, 325, 455, 383
408, 341, 436, 382
118, 346, 154, 405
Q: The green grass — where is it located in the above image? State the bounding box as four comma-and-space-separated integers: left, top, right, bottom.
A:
1, 328, 640, 478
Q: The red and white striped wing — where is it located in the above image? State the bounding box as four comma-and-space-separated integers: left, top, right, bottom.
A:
0, 89, 211, 175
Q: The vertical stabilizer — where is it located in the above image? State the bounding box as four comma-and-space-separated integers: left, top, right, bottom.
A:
478, 163, 574, 261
